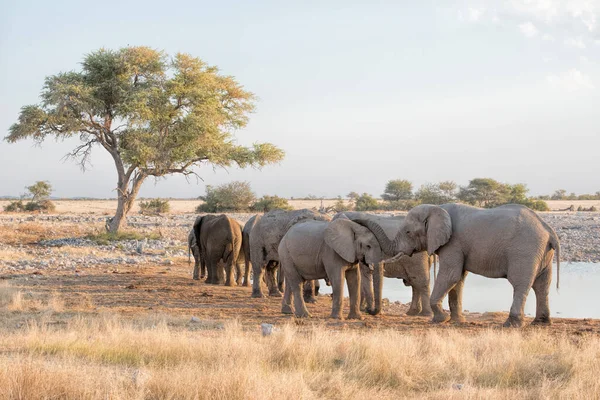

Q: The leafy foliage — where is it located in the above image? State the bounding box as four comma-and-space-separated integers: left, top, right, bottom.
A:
354, 193, 380, 211
332, 197, 352, 212
6, 47, 284, 231
251, 195, 293, 212
457, 178, 549, 211
139, 198, 170, 214
381, 179, 413, 201
197, 181, 256, 213
415, 181, 457, 205
27, 181, 52, 202
3, 200, 26, 212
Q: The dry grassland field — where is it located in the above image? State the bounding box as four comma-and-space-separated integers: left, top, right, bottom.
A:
0, 202, 599, 399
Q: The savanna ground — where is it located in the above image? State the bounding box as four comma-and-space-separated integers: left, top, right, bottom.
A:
1, 201, 599, 399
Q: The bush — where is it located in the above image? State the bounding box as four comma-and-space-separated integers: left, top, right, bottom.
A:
251, 195, 293, 212
139, 198, 170, 214
380, 199, 420, 211
577, 206, 598, 212
24, 200, 56, 212
522, 199, 550, 212
332, 198, 352, 212
354, 193, 380, 211
3, 200, 25, 212
197, 181, 256, 213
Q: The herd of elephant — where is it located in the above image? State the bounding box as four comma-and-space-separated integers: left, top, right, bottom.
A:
188, 204, 560, 328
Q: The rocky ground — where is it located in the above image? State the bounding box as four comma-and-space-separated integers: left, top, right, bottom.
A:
0, 211, 598, 274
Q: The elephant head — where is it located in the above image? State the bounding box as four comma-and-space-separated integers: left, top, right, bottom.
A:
324, 217, 385, 315
356, 205, 452, 262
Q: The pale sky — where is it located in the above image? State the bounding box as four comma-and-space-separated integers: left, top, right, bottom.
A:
1, 0, 598, 199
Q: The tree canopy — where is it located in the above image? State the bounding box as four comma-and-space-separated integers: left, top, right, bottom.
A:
6, 47, 284, 231
381, 179, 413, 201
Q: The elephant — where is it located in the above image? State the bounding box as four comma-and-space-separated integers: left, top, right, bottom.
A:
193, 214, 245, 286
333, 212, 434, 316
357, 203, 560, 327
279, 216, 384, 319
187, 217, 205, 279
249, 209, 330, 298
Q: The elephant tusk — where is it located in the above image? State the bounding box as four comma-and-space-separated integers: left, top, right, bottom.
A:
383, 252, 405, 263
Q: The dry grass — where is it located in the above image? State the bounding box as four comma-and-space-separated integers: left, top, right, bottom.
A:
0, 283, 597, 400
0, 221, 97, 245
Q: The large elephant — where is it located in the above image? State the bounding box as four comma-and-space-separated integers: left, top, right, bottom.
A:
193, 214, 245, 286
279, 217, 384, 319
333, 212, 433, 316
357, 203, 560, 327
249, 209, 330, 298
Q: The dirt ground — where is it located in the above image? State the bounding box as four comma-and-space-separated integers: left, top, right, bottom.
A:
3, 259, 599, 336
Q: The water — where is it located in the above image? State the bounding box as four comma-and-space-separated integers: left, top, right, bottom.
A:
320, 263, 600, 319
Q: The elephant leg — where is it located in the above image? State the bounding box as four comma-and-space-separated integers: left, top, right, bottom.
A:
281, 278, 294, 315
406, 285, 422, 316
235, 262, 243, 286
360, 264, 374, 312
243, 259, 251, 287
216, 261, 226, 285
328, 267, 346, 320
346, 266, 363, 320
430, 253, 464, 323
314, 279, 321, 296
277, 267, 284, 293
224, 261, 235, 286
448, 271, 467, 323
200, 255, 207, 279
418, 282, 433, 317
266, 262, 282, 297
193, 261, 200, 281
303, 280, 317, 303
251, 260, 266, 298
531, 266, 552, 325
504, 262, 536, 328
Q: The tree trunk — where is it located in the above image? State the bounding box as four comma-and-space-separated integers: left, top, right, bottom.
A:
107, 171, 146, 233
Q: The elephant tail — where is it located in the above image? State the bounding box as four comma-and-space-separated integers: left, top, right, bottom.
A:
540, 219, 560, 290
549, 230, 560, 290
188, 244, 191, 265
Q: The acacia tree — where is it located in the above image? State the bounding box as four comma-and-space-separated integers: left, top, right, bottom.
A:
381, 179, 413, 201
6, 47, 284, 232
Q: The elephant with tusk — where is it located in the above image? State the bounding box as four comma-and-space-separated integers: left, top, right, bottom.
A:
355, 203, 560, 328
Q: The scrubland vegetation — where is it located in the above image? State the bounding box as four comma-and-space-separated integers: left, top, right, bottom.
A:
0, 283, 598, 400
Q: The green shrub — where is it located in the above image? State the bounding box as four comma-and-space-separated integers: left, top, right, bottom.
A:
251, 195, 293, 212
332, 198, 352, 212
380, 199, 420, 211
197, 181, 256, 213
23, 200, 56, 212
354, 193, 380, 211
139, 198, 170, 214
3, 200, 25, 212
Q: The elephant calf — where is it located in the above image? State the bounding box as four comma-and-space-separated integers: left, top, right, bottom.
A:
279, 217, 384, 320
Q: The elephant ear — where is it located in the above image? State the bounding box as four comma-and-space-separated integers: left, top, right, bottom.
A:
324, 219, 356, 263
424, 206, 452, 255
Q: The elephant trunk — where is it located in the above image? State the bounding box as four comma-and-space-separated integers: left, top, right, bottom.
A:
355, 219, 399, 257
367, 261, 384, 315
